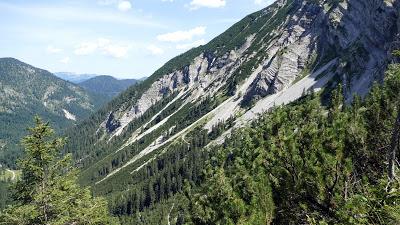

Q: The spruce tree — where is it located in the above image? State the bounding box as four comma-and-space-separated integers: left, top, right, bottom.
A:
0, 117, 119, 225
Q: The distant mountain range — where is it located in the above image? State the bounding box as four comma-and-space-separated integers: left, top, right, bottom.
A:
78, 76, 139, 97
55, 72, 145, 98
0, 60, 145, 168
0, 58, 107, 168
54, 72, 97, 83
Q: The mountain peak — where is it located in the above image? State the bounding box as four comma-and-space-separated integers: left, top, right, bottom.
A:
0, 57, 22, 62
0, 57, 33, 68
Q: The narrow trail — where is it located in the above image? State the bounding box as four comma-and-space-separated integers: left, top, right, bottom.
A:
167, 203, 175, 225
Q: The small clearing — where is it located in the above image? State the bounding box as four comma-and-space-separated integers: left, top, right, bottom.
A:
6, 169, 16, 181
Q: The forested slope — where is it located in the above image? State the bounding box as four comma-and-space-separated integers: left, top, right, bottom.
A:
0, 58, 107, 168
58, 0, 400, 223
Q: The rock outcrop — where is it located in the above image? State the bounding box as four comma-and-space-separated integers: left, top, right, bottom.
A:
102, 0, 400, 140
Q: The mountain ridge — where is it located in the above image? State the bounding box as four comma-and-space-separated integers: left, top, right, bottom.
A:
62, 0, 400, 223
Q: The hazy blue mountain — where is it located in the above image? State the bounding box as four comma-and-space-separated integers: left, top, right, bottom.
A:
78, 75, 139, 98
54, 72, 97, 83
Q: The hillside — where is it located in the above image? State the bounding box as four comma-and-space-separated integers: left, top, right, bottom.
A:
0, 58, 107, 168
59, 0, 400, 224
78, 75, 139, 98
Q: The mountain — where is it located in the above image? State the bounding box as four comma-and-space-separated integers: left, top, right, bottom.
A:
78, 75, 139, 98
54, 72, 97, 83
62, 0, 400, 223
0, 58, 108, 168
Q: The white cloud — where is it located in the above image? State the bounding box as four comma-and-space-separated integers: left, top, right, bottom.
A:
189, 0, 226, 10
60, 57, 70, 64
176, 39, 206, 50
157, 26, 206, 43
103, 44, 129, 58
118, 1, 132, 11
0, 2, 164, 28
98, 0, 132, 12
0, 0, 167, 28
147, 45, 164, 55
74, 38, 130, 58
97, 0, 118, 5
46, 45, 63, 54
254, 0, 273, 5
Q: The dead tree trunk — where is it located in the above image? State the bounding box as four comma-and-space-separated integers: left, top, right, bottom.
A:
388, 109, 400, 182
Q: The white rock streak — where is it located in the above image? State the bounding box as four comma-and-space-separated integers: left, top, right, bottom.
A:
62, 109, 77, 121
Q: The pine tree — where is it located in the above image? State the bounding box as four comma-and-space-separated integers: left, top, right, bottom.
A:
0, 117, 119, 225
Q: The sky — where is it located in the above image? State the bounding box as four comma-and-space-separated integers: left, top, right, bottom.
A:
0, 0, 274, 79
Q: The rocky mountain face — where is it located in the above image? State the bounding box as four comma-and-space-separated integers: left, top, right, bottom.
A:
104, 0, 398, 138
78, 75, 139, 98
0, 58, 107, 168
66, 0, 400, 221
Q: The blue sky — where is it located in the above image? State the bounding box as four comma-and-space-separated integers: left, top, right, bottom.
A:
0, 0, 274, 79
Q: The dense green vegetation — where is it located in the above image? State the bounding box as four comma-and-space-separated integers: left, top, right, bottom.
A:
186, 65, 400, 224
0, 180, 11, 210
0, 168, 19, 210
0, 117, 118, 224
96, 122, 234, 225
